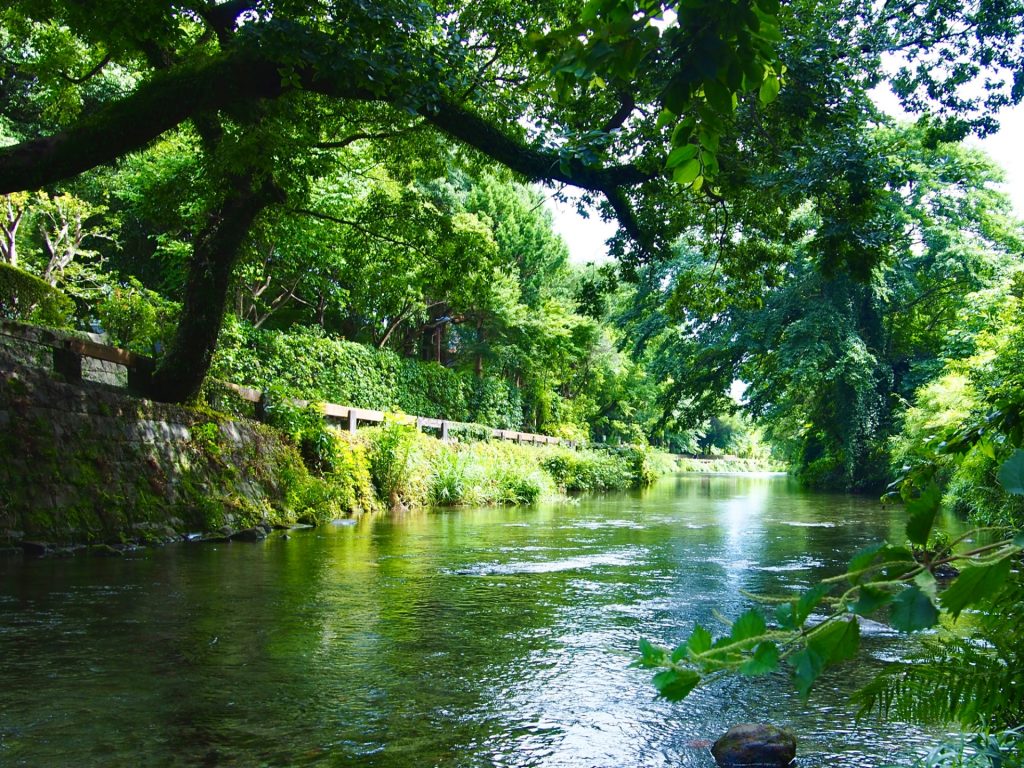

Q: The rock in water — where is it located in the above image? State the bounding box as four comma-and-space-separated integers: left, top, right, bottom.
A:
711, 724, 796, 767
229, 527, 267, 543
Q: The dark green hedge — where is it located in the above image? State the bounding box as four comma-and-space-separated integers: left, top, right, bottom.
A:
212, 320, 524, 429
0, 263, 74, 328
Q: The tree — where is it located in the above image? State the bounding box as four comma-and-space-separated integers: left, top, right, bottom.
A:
618, 126, 1024, 490
0, 0, 1021, 401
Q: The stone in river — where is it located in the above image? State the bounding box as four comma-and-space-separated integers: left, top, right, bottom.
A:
711, 723, 796, 767
229, 527, 267, 542
21, 541, 52, 557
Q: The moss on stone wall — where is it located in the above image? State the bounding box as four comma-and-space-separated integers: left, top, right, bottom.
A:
0, 356, 377, 545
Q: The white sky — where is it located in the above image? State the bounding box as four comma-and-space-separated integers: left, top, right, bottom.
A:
545, 100, 1024, 265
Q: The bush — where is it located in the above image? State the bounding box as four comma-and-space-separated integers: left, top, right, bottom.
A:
541, 447, 638, 493
0, 263, 74, 328
95, 277, 179, 354
259, 390, 377, 519
212, 321, 524, 428
426, 441, 547, 506
945, 447, 1024, 527
364, 421, 427, 509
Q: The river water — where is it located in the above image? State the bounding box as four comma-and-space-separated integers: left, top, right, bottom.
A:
0, 474, 944, 767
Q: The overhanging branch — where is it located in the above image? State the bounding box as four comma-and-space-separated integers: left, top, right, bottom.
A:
0, 29, 661, 251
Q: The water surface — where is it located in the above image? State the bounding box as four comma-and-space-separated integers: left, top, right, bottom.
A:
0, 474, 939, 766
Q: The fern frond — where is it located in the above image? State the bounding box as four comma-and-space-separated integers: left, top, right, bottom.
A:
854, 646, 1021, 727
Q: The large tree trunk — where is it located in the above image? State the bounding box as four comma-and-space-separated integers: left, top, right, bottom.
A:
145, 172, 282, 403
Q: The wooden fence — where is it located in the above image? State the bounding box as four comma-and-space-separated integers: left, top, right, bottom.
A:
0, 320, 571, 447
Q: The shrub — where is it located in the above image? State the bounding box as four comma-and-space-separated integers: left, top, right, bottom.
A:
364, 421, 426, 509
259, 389, 377, 518
429, 450, 476, 505
541, 447, 638, 493
212, 321, 524, 429
945, 447, 1024, 527
95, 277, 179, 354
0, 263, 74, 328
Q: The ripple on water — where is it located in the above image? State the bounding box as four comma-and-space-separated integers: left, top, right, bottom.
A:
751, 556, 824, 572
447, 550, 643, 576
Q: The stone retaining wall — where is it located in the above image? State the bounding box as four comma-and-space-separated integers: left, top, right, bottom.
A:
0, 348, 308, 545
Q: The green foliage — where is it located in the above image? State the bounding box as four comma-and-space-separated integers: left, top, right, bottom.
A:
541, 448, 627, 493
364, 421, 424, 509
883, 729, 1024, 768
0, 262, 73, 327
891, 294, 1024, 527
212, 322, 524, 429
95, 277, 178, 354
637, 517, 1024, 711
997, 449, 1024, 495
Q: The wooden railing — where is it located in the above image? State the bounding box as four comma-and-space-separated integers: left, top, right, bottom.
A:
220, 383, 567, 445
0, 320, 570, 447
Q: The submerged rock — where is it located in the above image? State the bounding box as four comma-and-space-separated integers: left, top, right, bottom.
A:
21, 541, 52, 557
229, 527, 267, 543
711, 723, 796, 767
90, 544, 124, 557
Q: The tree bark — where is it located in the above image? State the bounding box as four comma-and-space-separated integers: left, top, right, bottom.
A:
144, 172, 283, 403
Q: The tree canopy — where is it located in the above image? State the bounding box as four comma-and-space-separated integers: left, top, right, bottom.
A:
2, 0, 1023, 400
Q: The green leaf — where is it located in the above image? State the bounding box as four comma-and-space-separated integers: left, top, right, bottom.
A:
652, 668, 701, 701
656, 108, 675, 128
848, 542, 890, 582
730, 609, 767, 642
636, 638, 668, 668
703, 78, 733, 113
890, 586, 939, 632
686, 624, 713, 655
808, 617, 860, 664
905, 481, 942, 546
670, 120, 693, 146
795, 583, 830, 626
759, 74, 780, 104
740, 641, 779, 675
665, 143, 699, 169
851, 584, 893, 616
939, 557, 1011, 619
775, 601, 795, 630
672, 157, 701, 185
790, 647, 824, 697
997, 449, 1024, 495
1014, 532, 1024, 548
914, 569, 937, 598
848, 544, 917, 585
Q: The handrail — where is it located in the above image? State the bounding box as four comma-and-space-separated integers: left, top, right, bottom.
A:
1, 320, 571, 447
219, 382, 569, 446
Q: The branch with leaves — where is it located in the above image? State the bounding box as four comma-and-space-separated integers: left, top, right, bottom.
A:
636, 450, 1024, 708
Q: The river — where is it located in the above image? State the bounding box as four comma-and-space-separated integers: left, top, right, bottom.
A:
0, 473, 945, 766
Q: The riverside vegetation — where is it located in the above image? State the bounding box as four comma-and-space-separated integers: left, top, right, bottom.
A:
2, 0, 1024, 764
259, 396, 664, 514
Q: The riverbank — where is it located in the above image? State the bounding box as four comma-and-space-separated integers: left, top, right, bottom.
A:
0, 357, 664, 550
675, 456, 786, 473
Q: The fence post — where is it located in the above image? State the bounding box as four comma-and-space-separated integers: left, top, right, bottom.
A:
441, 421, 449, 442
52, 347, 82, 384
349, 412, 358, 434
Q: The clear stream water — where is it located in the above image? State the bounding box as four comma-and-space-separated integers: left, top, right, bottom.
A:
0, 474, 949, 767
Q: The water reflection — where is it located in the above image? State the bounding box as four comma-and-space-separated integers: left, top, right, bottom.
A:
0, 474, 942, 766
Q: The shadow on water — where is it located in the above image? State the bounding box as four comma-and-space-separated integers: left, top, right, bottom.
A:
0, 474, 945, 766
